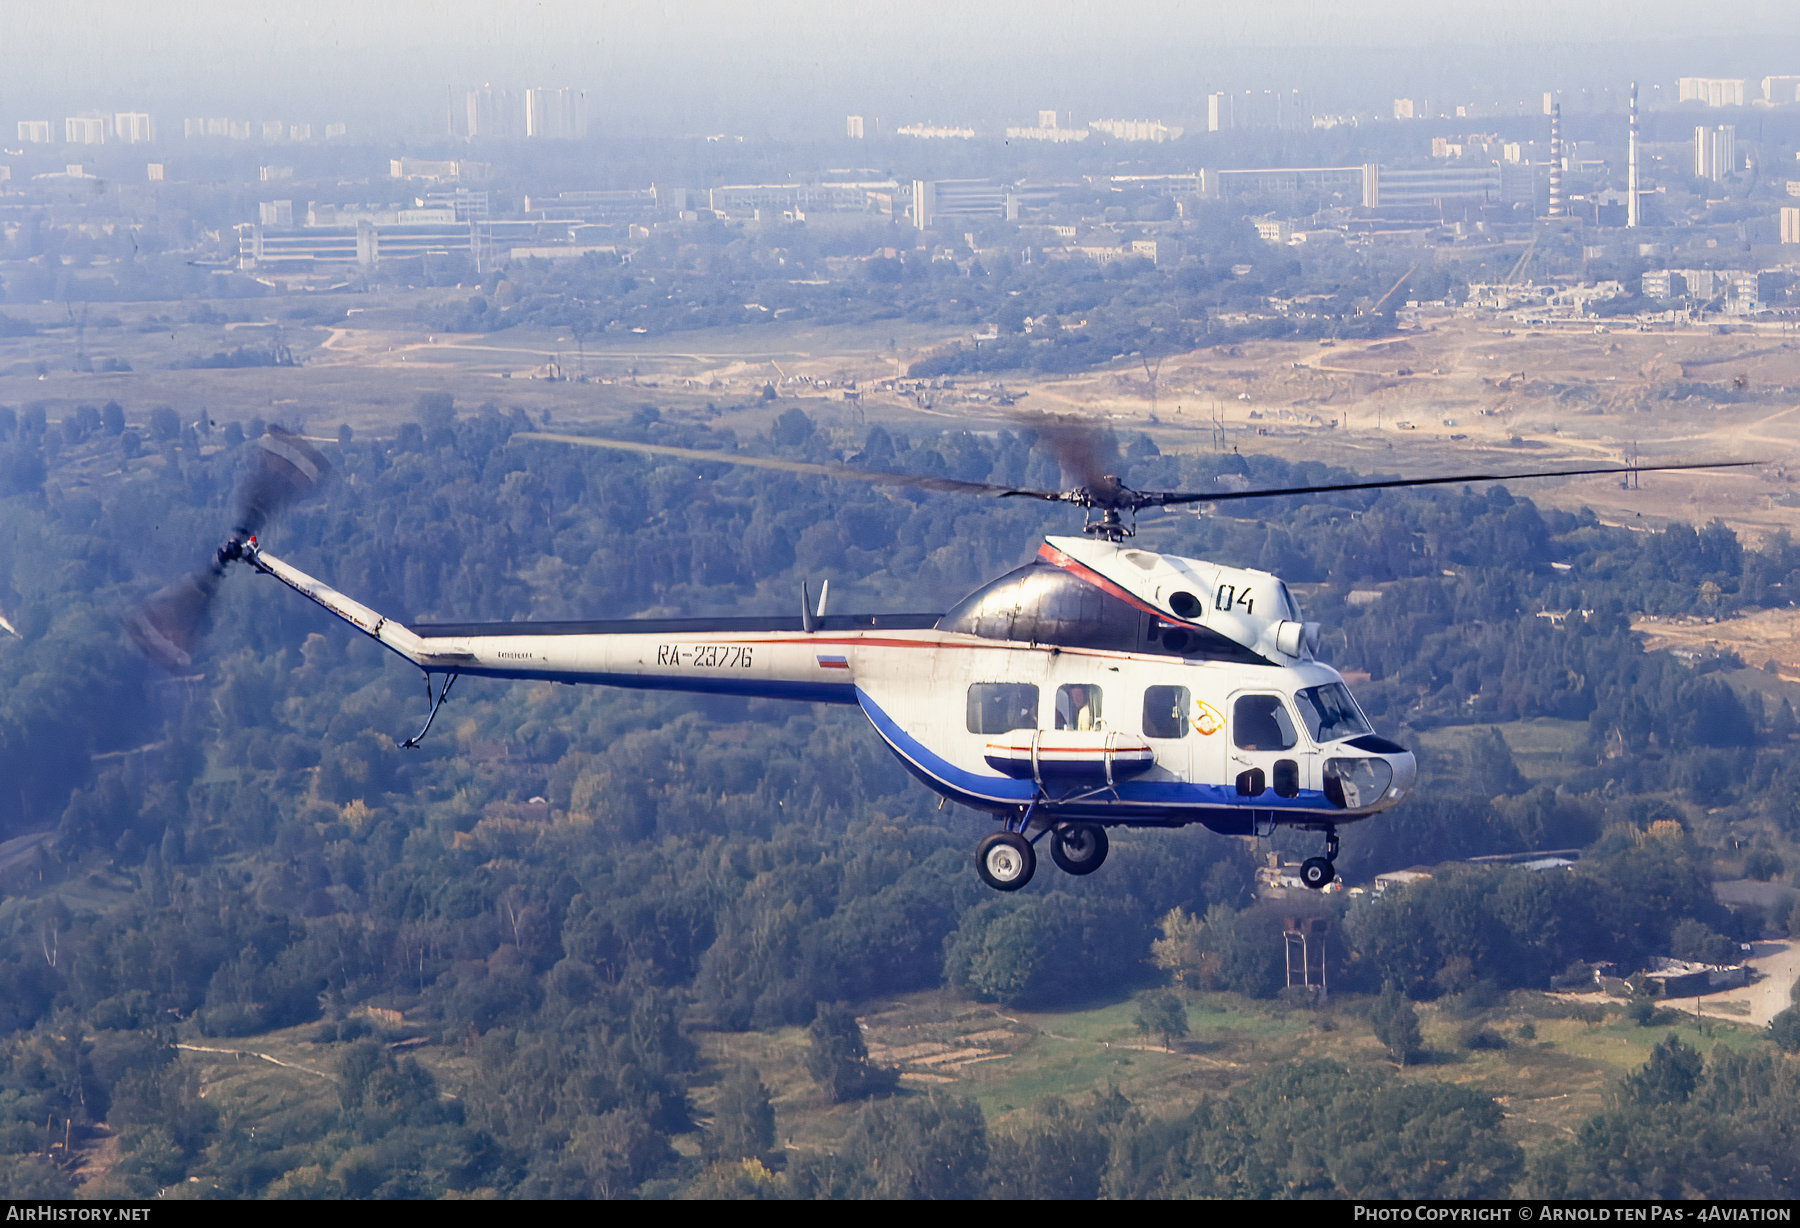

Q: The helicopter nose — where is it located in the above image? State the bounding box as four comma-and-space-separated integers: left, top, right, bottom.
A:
1385, 749, 1418, 803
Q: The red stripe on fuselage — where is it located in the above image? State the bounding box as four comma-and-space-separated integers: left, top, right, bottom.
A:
417, 632, 1220, 665
1036, 542, 1204, 629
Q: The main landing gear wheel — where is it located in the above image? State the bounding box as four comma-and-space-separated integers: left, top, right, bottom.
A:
1050, 823, 1109, 876
976, 831, 1036, 891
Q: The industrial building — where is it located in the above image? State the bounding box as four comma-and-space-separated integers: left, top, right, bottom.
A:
702, 179, 900, 219
1195, 165, 1364, 200
707, 181, 898, 219
238, 217, 477, 271
911, 179, 1009, 229
1360, 163, 1535, 210
522, 188, 658, 219
1641, 267, 1775, 314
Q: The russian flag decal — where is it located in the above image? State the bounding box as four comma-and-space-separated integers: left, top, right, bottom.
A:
816, 654, 849, 670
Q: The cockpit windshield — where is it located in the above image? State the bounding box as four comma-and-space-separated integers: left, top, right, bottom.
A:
1294, 683, 1371, 743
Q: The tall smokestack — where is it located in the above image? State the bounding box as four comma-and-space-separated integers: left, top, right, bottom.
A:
1627, 81, 1640, 228
1548, 102, 1564, 218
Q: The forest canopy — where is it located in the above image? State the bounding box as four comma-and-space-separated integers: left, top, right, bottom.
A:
0, 400, 1795, 1196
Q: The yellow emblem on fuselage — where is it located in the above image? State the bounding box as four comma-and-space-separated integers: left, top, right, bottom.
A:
1192, 700, 1224, 737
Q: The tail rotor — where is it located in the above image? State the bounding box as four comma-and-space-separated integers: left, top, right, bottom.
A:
124, 426, 331, 670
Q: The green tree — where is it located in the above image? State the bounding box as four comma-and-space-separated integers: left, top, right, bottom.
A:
942, 893, 1144, 1006
1669, 917, 1737, 965
987, 1097, 1109, 1200
1770, 1000, 1800, 1052
1530, 1043, 1800, 1197
1621, 1033, 1702, 1105
791, 1093, 990, 1200
1134, 990, 1189, 1050
1369, 981, 1424, 1065
805, 1002, 897, 1103
1149, 906, 1205, 985
707, 1065, 775, 1161
1132, 1060, 1521, 1199
1467, 726, 1528, 796
1203, 903, 1284, 998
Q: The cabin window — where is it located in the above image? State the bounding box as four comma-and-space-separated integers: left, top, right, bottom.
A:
967, 683, 1038, 735
1143, 685, 1190, 739
1233, 694, 1298, 751
1294, 683, 1371, 743
1055, 685, 1104, 731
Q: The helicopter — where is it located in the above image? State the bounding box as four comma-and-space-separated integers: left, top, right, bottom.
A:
126, 424, 1755, 893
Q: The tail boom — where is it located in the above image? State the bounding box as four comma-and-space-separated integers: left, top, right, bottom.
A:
243, 546, 892, 701
249, 548, 470, 670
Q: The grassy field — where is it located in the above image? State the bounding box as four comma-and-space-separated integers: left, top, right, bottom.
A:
693, 985, 1763, 1156
150, 979, 1763, 1188
1412, 718, 1592, 790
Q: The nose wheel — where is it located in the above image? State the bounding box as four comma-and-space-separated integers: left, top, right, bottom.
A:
1301, 827, 1340, 891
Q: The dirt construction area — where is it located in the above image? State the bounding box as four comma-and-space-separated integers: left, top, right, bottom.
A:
6, 296, 1800, 542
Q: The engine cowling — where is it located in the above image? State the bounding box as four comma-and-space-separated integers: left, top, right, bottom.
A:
1275, 620, 1321, 658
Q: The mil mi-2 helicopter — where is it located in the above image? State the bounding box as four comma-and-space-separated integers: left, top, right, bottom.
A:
127, 424, 1753, 893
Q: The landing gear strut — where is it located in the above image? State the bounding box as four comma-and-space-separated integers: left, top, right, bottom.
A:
1300, 827, 1339, 891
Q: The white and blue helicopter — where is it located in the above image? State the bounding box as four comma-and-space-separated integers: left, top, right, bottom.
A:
128, 427, 1752, 893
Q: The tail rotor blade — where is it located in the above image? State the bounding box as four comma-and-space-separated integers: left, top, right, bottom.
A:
125, 569, 220, 670
232, 425, 331, 535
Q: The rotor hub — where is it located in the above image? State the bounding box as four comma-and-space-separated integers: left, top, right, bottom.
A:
1081, 505, 1135, 541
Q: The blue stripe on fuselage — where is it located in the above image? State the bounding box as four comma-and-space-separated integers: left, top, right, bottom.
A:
852, 687, 1342, 823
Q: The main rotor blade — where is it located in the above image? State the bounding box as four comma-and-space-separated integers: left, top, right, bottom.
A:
1142, 460, 1765, 508
512, 431, 1052, 499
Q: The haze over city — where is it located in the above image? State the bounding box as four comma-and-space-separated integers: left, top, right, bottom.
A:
6, 1, 1800, 137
